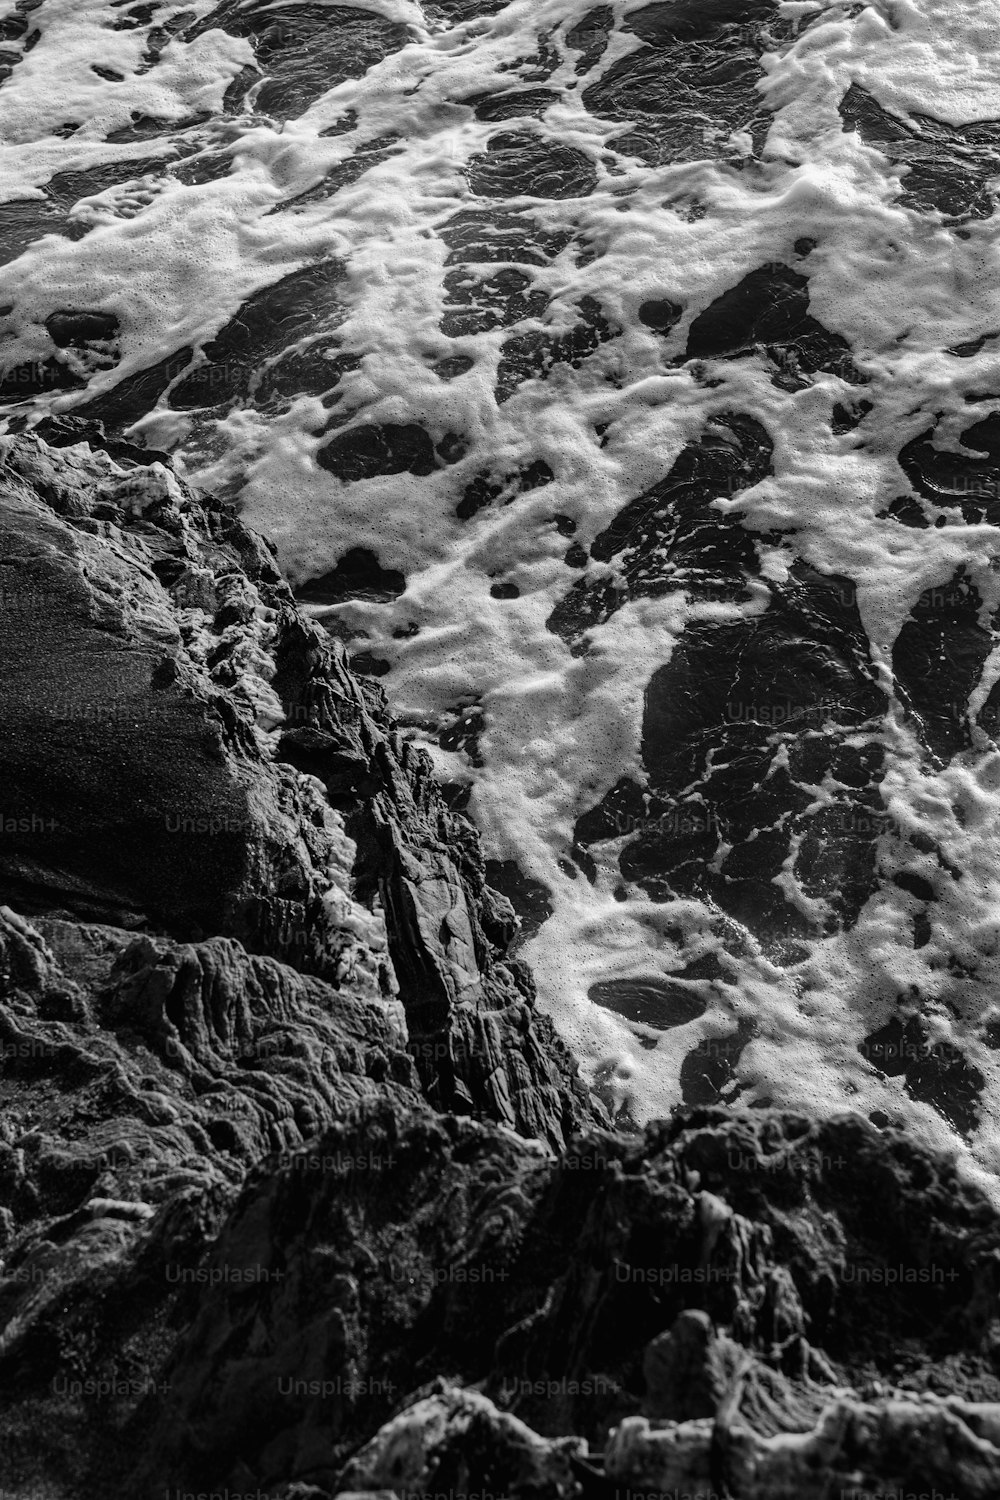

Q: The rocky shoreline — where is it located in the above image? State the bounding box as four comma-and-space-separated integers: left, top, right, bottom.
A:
2, 427, 1000, 1498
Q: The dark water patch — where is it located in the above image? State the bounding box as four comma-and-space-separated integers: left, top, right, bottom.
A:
106, 110, 211, 144
497, 31, 561, 83
547, 412, 773, 648
588, 977, 708, 1030
269, 137, 402, 214
0, 357, 87, 401
913, 911, 932, 949
496, 294, 614, 403
180, 3, 412, 120
839, 83, 1000, 221
295, 547, 405, 605
878, 494, 932, 529
457, 459, 554, 520
167, 260, 347, 411
469, 89, 560, 122
47, 156, 174, 207
680, 1021, 755, 1105
257, 348, 361, 413
859, 1015, 983, 1137
898, 410, 1000, 523
0, 199, 64, 269
432, 354, 475, 380
623, 1, 774, 46
639, 298, 683, 334
440, 209, 573, 267
313, 420, 464, 477
441, 265, 548, 338
317, 423, 446, 481
892, 569, 991, 761
485, 858, 553, 949
45, 310, 119, 347
894, 870, 936, 904
565, 6, 613, 76
107, 2, 161, 29
468, 131, 598, 199
424, 0, 510, 17
348, 651, 390, 677
169, 149, 237, 185
70, 347, 194, 432
831, 398, 872, 434
583, 5, 778, 168
440, 702, 484, 767
683, 263, 864, 389
583, 565, 887, 945
676, 950, 725, 983
950, 333, 998, 357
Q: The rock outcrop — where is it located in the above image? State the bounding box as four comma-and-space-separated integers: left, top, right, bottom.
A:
2, 428, 1000, 1500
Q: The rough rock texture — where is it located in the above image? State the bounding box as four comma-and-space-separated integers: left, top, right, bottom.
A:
0, 422, 597, 1148
3, 431, 1000, 1499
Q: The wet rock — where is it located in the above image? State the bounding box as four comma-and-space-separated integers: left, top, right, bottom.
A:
484, 860, 553, 950
128, 1103, 1000, 1495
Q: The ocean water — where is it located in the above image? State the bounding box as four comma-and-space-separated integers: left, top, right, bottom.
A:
6, 0, 1000, 1193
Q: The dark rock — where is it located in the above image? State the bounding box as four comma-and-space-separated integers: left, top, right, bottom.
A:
126, 1102, 1000, 1495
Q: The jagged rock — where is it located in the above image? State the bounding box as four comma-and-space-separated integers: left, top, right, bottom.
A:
336, 1385, 582, 1500
126, 1102, 1000, 1496
0, 429, 599, 1150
